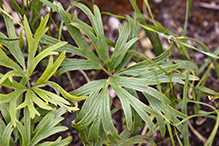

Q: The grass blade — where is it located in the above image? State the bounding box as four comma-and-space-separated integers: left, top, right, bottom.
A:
182, 72, 190, 145
129, 0, 160, 55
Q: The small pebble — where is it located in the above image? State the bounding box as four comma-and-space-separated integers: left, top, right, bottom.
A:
155, 0, 163, 3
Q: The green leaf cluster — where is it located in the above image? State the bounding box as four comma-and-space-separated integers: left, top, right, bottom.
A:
0, 107, 72, 146
0, 2, 86, 145
1, 0, 219, 145
38, 1, 201, 145
0, 13, 86, 123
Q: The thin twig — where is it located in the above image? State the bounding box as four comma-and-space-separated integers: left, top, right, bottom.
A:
138, 121, 148, 146
188, 120, 207, 143
196, 117, 207, 125
79, 70, 90, 83
66, 72, 75, 90
194, 2, 219, 10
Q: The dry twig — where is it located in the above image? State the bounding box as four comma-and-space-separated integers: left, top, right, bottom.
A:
194, 2, 219, 10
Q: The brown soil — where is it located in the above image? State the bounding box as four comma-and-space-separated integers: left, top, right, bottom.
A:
0, 0, 219, 145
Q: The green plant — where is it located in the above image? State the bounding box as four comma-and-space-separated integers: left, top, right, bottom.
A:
1, 0, 219, 145
38, 1, 204, 145
0, 4, 86, 145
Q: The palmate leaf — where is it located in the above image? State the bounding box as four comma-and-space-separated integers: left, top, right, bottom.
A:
110, 76, 170, 104
0, 4, 87, 145
30, 118, 67, 145
2, 122, 15, 146
40, 34, 85, 57
56, 58, 103, 77
110, 129, 156, 146
70, 3, 139, 74
32, 87, 80, 115
71, 79, 107, 97
117, 45, 174, 75
1, 12, 25, 69
125, 88, 143, 134
0, 70, 24, 85
72, 3, 111, 70
23, 13, 67, 77
54, 2, 140, 77
101, 85, 121, 143
43, 0, 141, 74
17, 90, 40, 119
36, 136, 72, 146
16, 108, 71, 146
0, 103, 11, 124
30, 90, 53, 111
15, 84, 79, 120
24, 14, 49, 64
73, 78, 160, 143
72, 80, 121, 144
46, 81, 87, 101
9, 90, 26, 126
73, 85, 106, 129
39, 1, 201, 145
27, 41, 66, 77
73, 78, 163, 144
110, 82, 158, 132
0, 46, 80, 123
71, 61, 196, 144
111, 22, 138, 69
144, 93, 187, 133
34, 51, 66, 86
72, 80, 106, 122
0, 118, 6, 144
0, 90, 25, 105
53, 2, 199, 144
16, 108, 30, 146
114, 16, 138, 73
32, 88, 57, 105
0, 46, 24, 75
0, 75, 26, 126
57, 3, 102, 66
